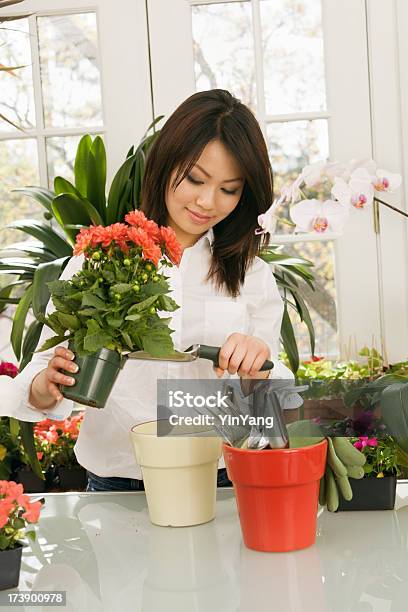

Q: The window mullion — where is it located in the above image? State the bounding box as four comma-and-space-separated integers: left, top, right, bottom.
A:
28, 14, 48, 189
269, 232, 340, 245
251, 0, 267, 135
266, 111, 330, 124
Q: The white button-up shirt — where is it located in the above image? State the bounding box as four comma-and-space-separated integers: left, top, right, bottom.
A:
14, 229, 292, 478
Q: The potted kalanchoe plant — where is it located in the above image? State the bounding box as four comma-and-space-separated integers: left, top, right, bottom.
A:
37, 211, 182, 408
0, 480, 42, 590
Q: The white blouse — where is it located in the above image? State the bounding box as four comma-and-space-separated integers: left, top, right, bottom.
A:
14, 229, 293, 478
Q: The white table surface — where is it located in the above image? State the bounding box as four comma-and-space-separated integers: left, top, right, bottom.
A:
4, 482, 408, 612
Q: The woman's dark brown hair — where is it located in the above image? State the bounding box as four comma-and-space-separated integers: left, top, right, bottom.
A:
141, 89, 273, 297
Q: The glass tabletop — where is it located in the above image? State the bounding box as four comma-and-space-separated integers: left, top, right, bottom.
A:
4, 483, 408, 611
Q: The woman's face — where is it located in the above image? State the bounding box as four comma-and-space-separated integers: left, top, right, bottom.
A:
165, 139, 244, 248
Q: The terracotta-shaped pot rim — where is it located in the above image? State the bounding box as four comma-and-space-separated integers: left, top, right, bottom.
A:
222, 438, 327, 455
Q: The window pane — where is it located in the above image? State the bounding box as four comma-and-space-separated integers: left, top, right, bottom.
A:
0, 18, 35, 133
37, 13, 103, 128
0, 139, 41, 250
260, 0, 326, 115
267, 119, 329, 234
191, 2, 256, 111
47, 134, 81, 188
287, 240, 339, 359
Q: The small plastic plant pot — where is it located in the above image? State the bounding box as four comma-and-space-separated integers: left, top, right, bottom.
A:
60, 341, 125, 408
337, 475, 396, 511
131, 420, 222, 527
223, 439, 328, 552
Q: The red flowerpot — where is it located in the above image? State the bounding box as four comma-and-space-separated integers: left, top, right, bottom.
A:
223, 439, 327, 553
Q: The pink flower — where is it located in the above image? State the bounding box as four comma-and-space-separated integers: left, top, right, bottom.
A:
367, 437, 378, 447
353, 436, 378, 451
0, 361, 19, 378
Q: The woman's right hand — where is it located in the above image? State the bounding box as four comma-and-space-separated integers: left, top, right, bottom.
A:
29, 346, 79, 408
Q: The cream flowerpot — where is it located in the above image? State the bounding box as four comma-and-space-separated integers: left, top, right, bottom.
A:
130, 421, 222, 527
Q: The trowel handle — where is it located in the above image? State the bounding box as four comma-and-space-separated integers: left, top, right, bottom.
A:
198, 345, 274, 371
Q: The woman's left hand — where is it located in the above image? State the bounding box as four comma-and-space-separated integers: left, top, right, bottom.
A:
213, 333, 271, 379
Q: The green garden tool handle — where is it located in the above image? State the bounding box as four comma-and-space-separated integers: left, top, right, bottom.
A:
198, 345, 274, 371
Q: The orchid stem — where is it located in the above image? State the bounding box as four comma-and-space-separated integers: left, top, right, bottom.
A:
374, 197, 408, 219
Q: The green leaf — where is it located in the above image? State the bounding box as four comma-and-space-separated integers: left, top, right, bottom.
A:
81, 293, 109, 310
281, 305, 299, 374
158, 295, 179, 312
106, 316, 124, 328
20, 320, 43, 371
52, 193, 103, 233
11, 285, 33, 360
84, 325, 111, 352
107, 155, 136, 225
127, 295, 158, 314
54, 176, 80, 197
381, 383, 408, 454
36, 335, 67, 352
111, 283, 132, 295
32, 257, 70, 319
292, 292, 315, 356
125, 314, 141, 322
142, 332, 175, 358
13, 518, 25, 530
20, 421, 44, 479
74, 134, 92, 196
87, 136, 106, 219
42, 311, 66, 335
57, 313, 80, 330
120, 331, 133, 349
11, 186, 55, 215
5, 220, 72, 257
25, 529, 36, 542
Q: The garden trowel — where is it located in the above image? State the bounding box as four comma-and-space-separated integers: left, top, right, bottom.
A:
126, 343, 274, 371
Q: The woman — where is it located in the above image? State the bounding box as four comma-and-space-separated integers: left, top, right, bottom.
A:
14, 89, 292, 491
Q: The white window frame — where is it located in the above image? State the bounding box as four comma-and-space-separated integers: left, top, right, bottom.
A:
149, 0, 406, 359
0, 0, 153, 185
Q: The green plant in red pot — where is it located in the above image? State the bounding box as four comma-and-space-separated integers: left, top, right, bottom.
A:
0, 480, 42, 590
36, 211, 182, 408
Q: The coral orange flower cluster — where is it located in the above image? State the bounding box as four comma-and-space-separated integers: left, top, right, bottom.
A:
0, 480, 42, 528
73, 210, 182, 267
34, 414, 83, 446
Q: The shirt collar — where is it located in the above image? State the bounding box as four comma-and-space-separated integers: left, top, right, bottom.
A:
192, 227, 214, 252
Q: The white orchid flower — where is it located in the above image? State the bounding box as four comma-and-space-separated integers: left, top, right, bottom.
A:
300, 160, 327, 187
372, 169, 402, 193
255, 198, 282, 235
324, 161, 351, 181
280, 174, 303, 204
332, 168, 374, 209
348, 158, 377, 177
290, 198, 350, 234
